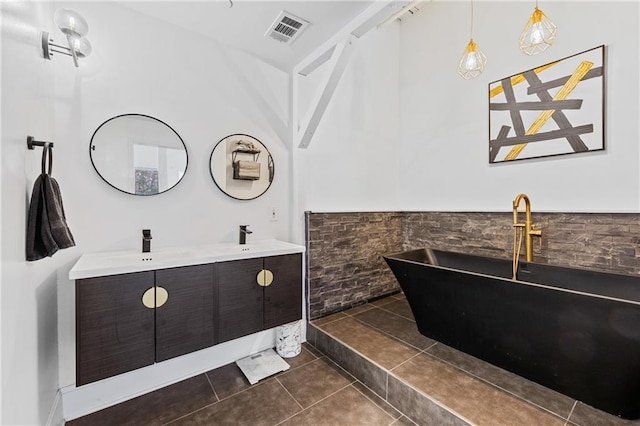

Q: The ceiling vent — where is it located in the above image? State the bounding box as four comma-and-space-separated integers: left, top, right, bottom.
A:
265, 11, 310, 45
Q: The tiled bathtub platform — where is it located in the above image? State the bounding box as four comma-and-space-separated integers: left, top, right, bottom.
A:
308, 294, 638, 426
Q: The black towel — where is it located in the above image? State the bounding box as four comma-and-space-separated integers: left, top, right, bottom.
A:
26, 145, 75, 261
26, 174, 58, 261
43, 174, 75, 249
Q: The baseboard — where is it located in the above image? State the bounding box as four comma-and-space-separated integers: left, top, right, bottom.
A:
62, 328, 278, 421
46, 389, 64, 426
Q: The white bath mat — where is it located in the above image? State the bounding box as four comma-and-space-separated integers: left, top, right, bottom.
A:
236, 348, 290, 385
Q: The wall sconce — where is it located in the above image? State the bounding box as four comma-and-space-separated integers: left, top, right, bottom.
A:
41, 9, 92, 67
519, 1, 557, 56
457, 0, 486, 80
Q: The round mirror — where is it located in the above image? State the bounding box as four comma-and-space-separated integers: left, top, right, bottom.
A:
209, 134, 274, 200
90, 114, 188, 195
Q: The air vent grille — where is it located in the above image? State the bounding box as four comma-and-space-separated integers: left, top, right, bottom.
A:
265, 11, 310, 44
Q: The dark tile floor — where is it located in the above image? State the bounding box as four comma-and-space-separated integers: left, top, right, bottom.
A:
68, 293, 639, 426
308, 293, 640, 426
67, 342, 414, 426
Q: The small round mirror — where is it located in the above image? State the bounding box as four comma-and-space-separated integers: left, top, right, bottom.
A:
90, 114, 188, 195
209, 134, 274, 200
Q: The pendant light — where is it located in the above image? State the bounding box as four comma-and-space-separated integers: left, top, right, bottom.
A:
519, 1, 557, 56
457, 0, 487, 80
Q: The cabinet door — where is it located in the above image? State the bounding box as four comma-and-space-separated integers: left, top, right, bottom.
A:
217, 258, 264, 343
76, 271, 155, 386
264, 254, 302, 329
155, 264, 216, 362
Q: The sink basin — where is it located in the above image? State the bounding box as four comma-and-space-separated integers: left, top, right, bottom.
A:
70, 239, 305, 280
105, 250, 194, 265
204, 240, 303, 261
69, 248, 214, 279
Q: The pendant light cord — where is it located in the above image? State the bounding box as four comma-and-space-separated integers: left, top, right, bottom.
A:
469, 0, 474, 39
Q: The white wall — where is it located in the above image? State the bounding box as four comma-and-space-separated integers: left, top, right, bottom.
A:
398, 1, 640, 212
295, 22, 401, 213
1, 2, 64, 425
294, 1, 640, 215
2, 1, 293, 423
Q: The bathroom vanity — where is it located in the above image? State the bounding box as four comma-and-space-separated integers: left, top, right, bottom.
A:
69, 240, 304, 386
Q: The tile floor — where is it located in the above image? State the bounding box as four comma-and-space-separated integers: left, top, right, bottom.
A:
68, 293, 639, 426
67, 342, 413, 426
308, 293, 640, 426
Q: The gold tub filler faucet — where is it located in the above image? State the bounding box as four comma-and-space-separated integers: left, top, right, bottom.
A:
512, 193, 542, 279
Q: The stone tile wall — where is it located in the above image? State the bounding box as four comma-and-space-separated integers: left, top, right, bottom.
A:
306, 211, 640, 319
305, 212, 403, 319
403, 212, 640, 276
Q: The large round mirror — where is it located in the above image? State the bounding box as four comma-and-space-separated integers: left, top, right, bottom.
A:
209, 134, 274, 200
90, 114, 188, 195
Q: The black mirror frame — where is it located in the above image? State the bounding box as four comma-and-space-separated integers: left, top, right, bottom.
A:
89, 113, 189, 196
209, 133, 274, 201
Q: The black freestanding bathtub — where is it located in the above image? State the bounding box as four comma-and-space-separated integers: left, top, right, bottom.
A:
383, 248, 640, 420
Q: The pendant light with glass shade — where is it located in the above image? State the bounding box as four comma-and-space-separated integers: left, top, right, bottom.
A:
519, 0, 557, 56
457, 0, 487, 80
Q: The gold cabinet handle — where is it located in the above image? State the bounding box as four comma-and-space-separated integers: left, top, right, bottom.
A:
156, 286, 169, 308
141, 286, 169, 308
142, 287, 155, 309
256, 269, 274, 287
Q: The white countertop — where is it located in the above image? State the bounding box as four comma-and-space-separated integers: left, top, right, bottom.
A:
69, 239, 305, 280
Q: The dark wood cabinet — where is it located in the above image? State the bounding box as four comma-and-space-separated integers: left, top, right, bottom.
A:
75, 251, 302, 386
218, 253, 302, 343
76, 271, 155, 386
264, 254, 303, 329
217, 257, 265, 343
155, 264, 216, 362
76, 264, 216, 385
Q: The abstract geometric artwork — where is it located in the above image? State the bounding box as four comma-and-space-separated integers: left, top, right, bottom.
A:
489, 45, 605, 163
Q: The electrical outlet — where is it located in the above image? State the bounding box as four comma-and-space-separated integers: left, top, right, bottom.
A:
270, 207, 278, 222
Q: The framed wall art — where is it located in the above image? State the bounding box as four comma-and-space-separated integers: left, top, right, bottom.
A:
489, 45, 605, 163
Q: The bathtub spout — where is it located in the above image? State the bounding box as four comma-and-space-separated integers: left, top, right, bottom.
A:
512, 193, 542, 262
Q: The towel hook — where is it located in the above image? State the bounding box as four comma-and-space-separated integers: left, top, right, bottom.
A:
27, 135, 54, 150
41, 143, 53, 175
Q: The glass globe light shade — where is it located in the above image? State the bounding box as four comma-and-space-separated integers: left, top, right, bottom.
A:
68, 36, 92, 59
457, 39, 487, 80
54, 9, 89, 37
519, 7, 556, 56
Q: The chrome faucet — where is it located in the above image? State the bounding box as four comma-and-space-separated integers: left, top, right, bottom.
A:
142, 229, 152, 253
512, 194, 542, 262
239, 225, 252, 245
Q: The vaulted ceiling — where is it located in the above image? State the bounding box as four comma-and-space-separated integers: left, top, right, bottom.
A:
119, 1, 381, 70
